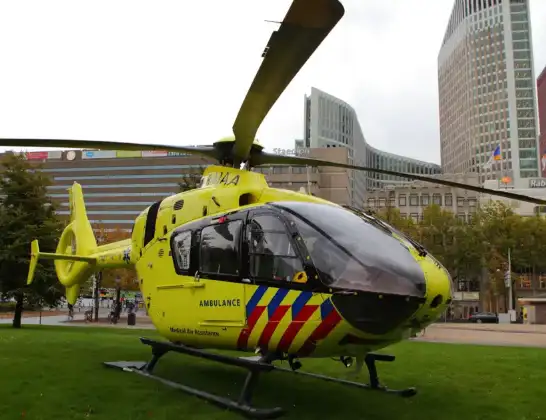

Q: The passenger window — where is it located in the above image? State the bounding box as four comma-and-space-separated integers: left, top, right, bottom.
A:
247, 215, 303, 282
200, 220, 242, 276
172, 230, 192, 272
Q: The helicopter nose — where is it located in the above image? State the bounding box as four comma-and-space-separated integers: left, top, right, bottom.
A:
411, 255, 453, 325
330, 255, 452, 336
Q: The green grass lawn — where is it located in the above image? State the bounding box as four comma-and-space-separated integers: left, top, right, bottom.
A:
0, 325, 544, 420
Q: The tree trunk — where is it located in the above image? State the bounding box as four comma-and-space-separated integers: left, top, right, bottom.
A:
12, 291, 24, 328
480, 255, 489, 312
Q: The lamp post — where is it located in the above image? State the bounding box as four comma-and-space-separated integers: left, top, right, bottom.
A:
93, 271, 102, 322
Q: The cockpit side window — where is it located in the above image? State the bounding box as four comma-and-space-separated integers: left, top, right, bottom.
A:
246, 214, 303, 282
172, 230, 192, 274
199, 220, 243, 277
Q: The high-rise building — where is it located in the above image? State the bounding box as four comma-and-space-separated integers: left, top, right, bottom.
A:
537, 65, 546, 176
438, 0, 540, 187
303, 87, 441, 205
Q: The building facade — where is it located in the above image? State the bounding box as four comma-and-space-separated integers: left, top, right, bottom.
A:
480, 177, 546, 216
364, 173, 480, 223
303, 87, 441, 205
8, 147, 352, 232
537, 65, 546, 176
438, 0, 540, 187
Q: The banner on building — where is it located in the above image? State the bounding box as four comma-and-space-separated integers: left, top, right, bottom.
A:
167, 151, 191, 157
47, 151, 62, 159
26, 151, 49, 160
82, 150, 117, 159
142, 150, 168, 157
116, 150, 141, 158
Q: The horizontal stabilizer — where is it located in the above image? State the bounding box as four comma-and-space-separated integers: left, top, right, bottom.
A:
27, 239, 97, 285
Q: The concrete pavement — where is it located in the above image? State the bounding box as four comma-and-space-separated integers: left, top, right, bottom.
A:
413, 322, 546, 348
0, 308, 155, 329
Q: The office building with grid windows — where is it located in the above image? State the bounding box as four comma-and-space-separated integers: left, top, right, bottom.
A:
7, 147, 355, 232
303, 87, 441, 205
438, 0, 540, 187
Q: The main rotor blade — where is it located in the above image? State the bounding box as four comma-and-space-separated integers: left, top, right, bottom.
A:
0, 138, 218, 160
257, 152, 546, 206
232, 0, 344, 162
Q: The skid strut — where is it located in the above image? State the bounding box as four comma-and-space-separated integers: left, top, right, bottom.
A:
105, 338, 283, 419
271, 353, 416, 397
104, 338, 416, 419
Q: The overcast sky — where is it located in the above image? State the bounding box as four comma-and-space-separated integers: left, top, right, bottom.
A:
0, 0, 545, 165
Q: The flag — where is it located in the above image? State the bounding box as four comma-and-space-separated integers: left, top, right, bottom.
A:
493, 145, 501, 161
482, 144, 501, 169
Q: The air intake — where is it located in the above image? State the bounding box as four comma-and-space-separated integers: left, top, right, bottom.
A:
173, 200, 184, 211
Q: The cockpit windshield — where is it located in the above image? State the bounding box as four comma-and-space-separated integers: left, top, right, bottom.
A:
272, 202, 426, 297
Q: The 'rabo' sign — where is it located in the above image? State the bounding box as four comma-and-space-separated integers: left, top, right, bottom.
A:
529, 178, 546, 188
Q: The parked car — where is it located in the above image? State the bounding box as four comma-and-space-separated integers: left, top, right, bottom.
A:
468, 312, 499, 324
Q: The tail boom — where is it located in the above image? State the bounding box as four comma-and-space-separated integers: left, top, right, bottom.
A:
27, 182, 136, 304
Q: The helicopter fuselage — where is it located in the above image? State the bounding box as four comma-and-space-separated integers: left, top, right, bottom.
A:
127, 166, 452, 358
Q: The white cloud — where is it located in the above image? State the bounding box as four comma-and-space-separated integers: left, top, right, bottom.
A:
0, 0, 545, 165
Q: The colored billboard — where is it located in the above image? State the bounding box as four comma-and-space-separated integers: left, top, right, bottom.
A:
47, 151, 62, 159
167, 151, 191, 157
82, 150, 117, 159
26, 151, 48, 160
116, 150, 142, 158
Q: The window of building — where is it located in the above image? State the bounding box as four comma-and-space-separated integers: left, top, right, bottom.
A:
199, 220, 242, 276
445, 194, 453, 206
409, 195, 419, 206
433, 194, 442, 206
410, 213, 419, 223
421, 194, 430, 206
247, 214, 303, 282
378, 198, 386, 207
172, 230, 192, 272
518, 274, 531, 289
468, 198, 477, 207
457, 197, 465, 207
389, 197, 395, 207
399, 195, 407, 206
367, 198, 375, 207
457, 213, 466, 222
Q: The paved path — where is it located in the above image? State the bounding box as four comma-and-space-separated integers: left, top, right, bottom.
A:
413, 322, 546, 348
4, 313, 546, 349
0, 310, 155, 329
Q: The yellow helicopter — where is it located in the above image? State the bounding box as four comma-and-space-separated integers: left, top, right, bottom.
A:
2, 0, 546, 418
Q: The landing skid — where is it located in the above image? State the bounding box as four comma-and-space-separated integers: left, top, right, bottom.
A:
104, 338, 416, 419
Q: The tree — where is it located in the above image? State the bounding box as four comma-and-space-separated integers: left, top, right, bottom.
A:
0, 153, 64, 328
178, 166, 205, 192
